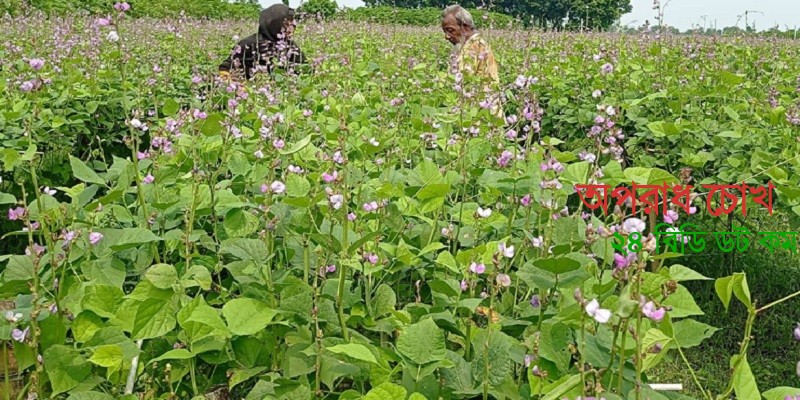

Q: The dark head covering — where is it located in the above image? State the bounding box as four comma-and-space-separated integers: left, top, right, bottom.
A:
219, 3, 307, 79
259, 4, 296, 42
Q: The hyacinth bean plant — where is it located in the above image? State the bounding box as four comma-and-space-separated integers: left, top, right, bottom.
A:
1, 3, 800, 400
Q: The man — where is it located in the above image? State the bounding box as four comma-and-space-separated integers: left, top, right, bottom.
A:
441, 5, 504, 119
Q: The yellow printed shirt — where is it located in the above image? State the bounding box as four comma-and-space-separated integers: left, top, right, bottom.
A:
454, 33, 504, 119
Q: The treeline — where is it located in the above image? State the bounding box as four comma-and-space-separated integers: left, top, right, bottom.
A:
336, 6, 519, 29
361, 0, 632, 30
1, 0, 260, 19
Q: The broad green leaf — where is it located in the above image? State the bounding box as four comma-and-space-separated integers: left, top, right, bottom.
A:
224, 208, 260, 238
88, 344, 123, 368
532, 257, 581, 275
396, 318, 446, 365
110, 228, 161, 251
762, 387, 800, 400
223, 298, 278, 336
278, 134, 313, 155
286, 174, 311, 198
541, 374, 581, 400
131, 298, 176, 340
145, 264, 178, 290
373, 284, 396, 317
44, 345, 92, 395
69, 156, 105, 186
364, 382, 407, 400
471, 328, 513, 386
672, 319, 717, 348
327, 343, 378, 364
662, 285, 703, 318
668, 265, 711, 282
147, 348, 194, 364
66, 392, 115, 400
732, 354, 760, 400
229, 367, 267, 390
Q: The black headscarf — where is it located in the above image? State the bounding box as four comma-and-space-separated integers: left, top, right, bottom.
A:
219, 4, 307, 79
259, 4, 294, 41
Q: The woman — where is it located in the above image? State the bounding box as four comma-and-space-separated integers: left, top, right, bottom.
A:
219, 4, 307, 80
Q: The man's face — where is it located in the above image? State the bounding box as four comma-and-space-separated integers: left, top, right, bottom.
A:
441, 14, 464, 45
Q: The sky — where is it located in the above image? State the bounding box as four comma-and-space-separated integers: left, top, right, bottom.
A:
260, 0, 800, 32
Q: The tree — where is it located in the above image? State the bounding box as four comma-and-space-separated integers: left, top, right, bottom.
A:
299, 0, 338, 19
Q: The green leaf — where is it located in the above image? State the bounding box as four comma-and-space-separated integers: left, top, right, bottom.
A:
715, 275, 734, 312
88, 344, 123, 368
110, 228, 162, 251
668, 265, 711, 282
662, 285, 703, 318
44, 345, 92, 395
278, 134, 313, 155
732, 354, 760, 400
327, 343, 378, 364
471, 328, 513, 386
623, 167, 679, 185
364, 382, 407, 400
223, 208, 259, 238
229, 367, 267, 390
66, 392, 116, 400
131, 298, 176, 340
162, 98, 180, 116
147, 348, 194, 364
396, 318, 446, 365
541, 374, 581, 400
144, 264, 178, 290
69, 156, 105, 186
285, 174, 311, 198
672, 319, 718, 348
532, 257, 581, 275
373, 284, 396, 317
222, 298, 278, 336
762, 387, 800, 400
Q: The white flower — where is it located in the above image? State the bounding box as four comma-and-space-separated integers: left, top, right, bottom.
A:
498, 242, 515, 258
606, 106, 616, 116
621, 218, 646, 234
477, 207, 492, 218
369, 137, 380, 146
531, 235, 544, 248
106, 31, 119, 42
270, 181, 286, 194
585, 299, 612, 323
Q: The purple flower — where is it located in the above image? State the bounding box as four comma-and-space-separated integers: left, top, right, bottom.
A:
347, 212, 357, 221
621, 218, 646, 234
192, 109, 207, 119
322, 171, 338, 183
270, 181, 286, 194
363, 201, 379, 212
469, 262, 486, 275
601, 63, 614, 75
614, 252, 637, 269
89, 232, 103, 245
11, 327, 29, 343
29, 59, 45, 70
520, 194, 532, 207
191, 75, 202, 84
332, 151, 345, 164
460, 280, 468, 291
642, 301, 666, 322
272, 139, 285, 150
530, 295, 540, 308
25, 243, 45, 256
303, 109, 313, 117
524, 354, 536, 367
113, 2, 130, 11
143, 174, 155, 184
96, 17, 111, 26
19, 80, 34, 92
496, 273, 511, 287
664, 210, 679, 224
7, 207, 26, 221
326, 265, 336, 273
365, 253, 379, 264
